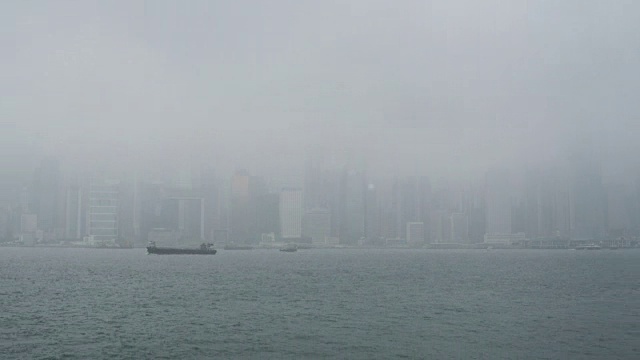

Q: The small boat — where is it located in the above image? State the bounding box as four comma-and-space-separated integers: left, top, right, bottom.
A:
146, 241, 217, 255
279, 243, 297, 252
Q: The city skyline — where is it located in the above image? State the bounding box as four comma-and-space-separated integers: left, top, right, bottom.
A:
2, 135, 638, 249
3, 2, 640, 359
2, 0, 640, 247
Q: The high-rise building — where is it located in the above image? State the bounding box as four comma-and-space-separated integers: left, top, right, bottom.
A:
467, 183, 486, 243
364, 183, 379, 242
569, 153, 606, 241
418, 177, 432, 243
304, 147, 325, 210
406, 222, 425, 247
524, 168, 555, 240
230, 170, 267, 243
0, 204, 12, 241
303, 208, 331, 245
64, 184, 83, 240
606, 184, 631, 238
30, 157, 61, 235
484, 168, 512, 244
396, 176, 432, 243
0, 125, 38, 208
255, 192, 280, 239
160, 196, 205, 245
280, 188, 303, 239
19, 213, 37, 245
139, 181, 165, 244
200, 166, 219, 242
450, 212, 469, 243
86, 179, 119, 245
339, 167, 366, 245
550, 169, 571, 239
431, 210, 449, 243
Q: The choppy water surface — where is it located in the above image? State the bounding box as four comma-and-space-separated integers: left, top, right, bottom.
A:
1, 248, 639, 359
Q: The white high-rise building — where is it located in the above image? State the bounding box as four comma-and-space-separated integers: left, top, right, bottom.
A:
86, 179, 119, 245
280, 188, 303, 239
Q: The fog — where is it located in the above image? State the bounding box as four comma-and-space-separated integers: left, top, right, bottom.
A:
4, 4, 640, 358
3, 0, 640, 180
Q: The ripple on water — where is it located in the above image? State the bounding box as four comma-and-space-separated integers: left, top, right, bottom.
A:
0, 248, 639, 359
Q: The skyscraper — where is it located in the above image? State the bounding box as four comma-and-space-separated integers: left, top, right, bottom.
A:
569, 153, 606, 241
450, 212, 469, 243
200, 166, 219, 241
303, 208, 331, 245
484, 168, 512, 244
304, 147, 325, 210
160, 196, 205, 244
339, 167, 366, 245
230, 170, 267, 243
86, 178, 119, 245
280, 188, 303, 239
64, 184, 83, 240
406, 222, 425, 247
30, 157, 61, 234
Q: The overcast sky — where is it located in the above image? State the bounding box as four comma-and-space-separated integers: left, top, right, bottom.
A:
2, 1, 639, 180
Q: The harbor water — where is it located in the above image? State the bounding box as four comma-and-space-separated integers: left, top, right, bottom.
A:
1, 248, 639, 359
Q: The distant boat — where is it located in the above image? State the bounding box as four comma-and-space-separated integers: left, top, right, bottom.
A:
279, 243, 297, 252
146, 241, 217, 255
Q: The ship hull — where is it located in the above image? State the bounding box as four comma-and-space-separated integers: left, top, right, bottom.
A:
147, 247, 217, 255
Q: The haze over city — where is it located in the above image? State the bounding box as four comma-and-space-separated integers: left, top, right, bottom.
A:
3, 0, 640, 250
3, 2, 640, 359
3, 0, 640, 180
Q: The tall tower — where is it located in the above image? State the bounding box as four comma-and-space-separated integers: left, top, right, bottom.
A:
339, 167, 366, 245
304, 147, 325, 210
86, 178, 119, 245
484, 168, 512, 244
569, 153, 606, 240
64, 184, 83, 240
230, 170, 267, 243
31, 157, 61, 234
280, 188, 303, 239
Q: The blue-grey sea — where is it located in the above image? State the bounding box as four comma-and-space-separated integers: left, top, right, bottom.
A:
1, 247, 639, 359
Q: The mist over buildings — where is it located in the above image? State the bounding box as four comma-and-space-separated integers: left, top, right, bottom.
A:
2, 1, 640, 247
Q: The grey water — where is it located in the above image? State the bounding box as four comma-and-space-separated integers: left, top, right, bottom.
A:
1, 248, 639, 359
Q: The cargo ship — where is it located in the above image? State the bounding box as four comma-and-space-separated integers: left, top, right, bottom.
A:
146, 241, 217, 255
